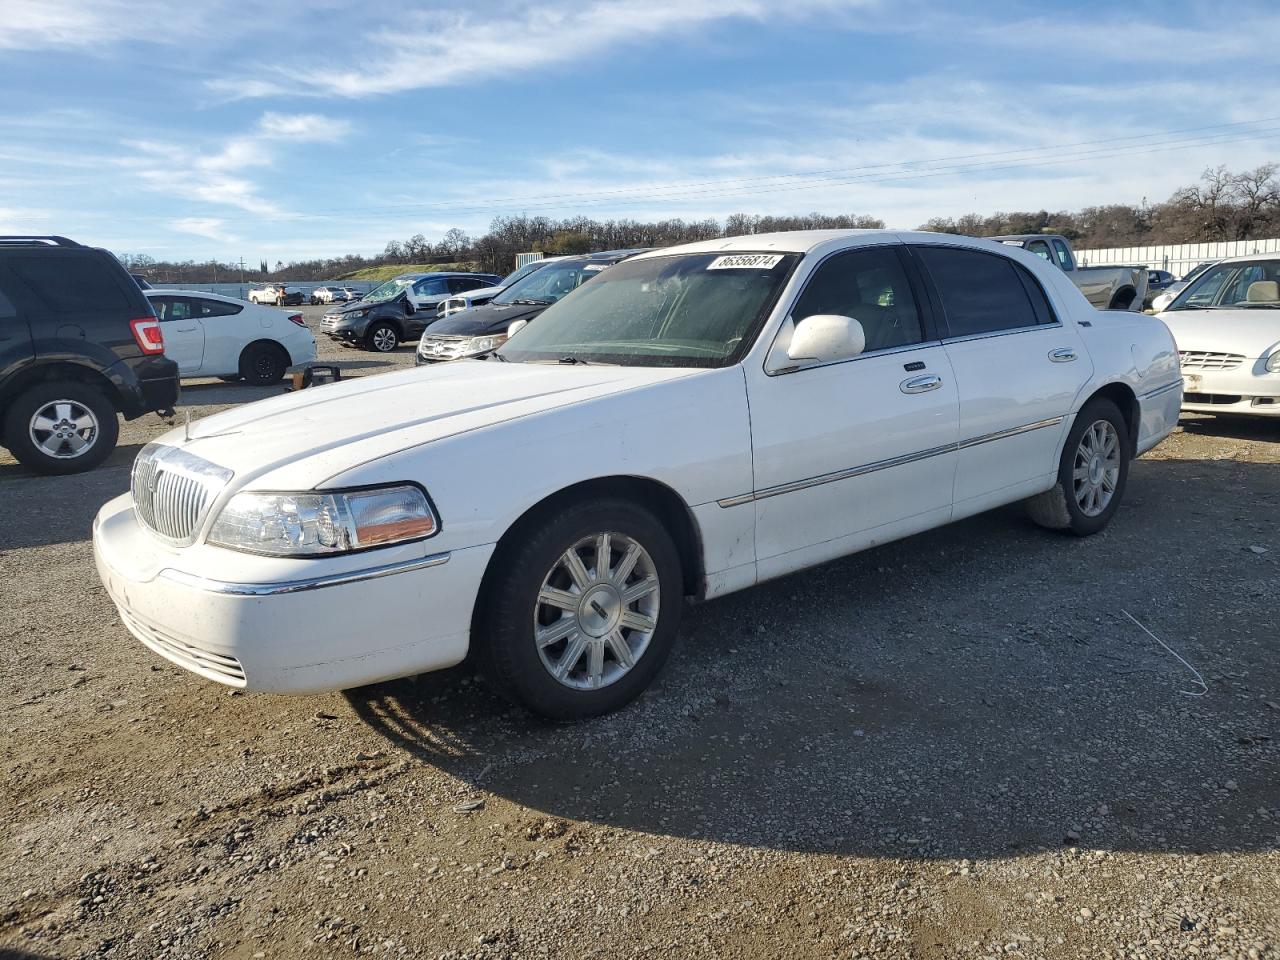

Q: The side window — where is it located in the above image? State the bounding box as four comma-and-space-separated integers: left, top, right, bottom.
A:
1026, 240, 1052, 262
153, 297, 194, 321
791, 246, 925, 353
1051, 239, 1073, 271
198, 298, 243, 317
447, 277, 482, 294
9, 254, 132, 312
915, 246, 1040, 337
415, 278, 448, 298
1014, 264, 1059, 326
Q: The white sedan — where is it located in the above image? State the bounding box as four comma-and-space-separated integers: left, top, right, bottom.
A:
1155, 254, 1280, 417
95, 231, 1181, 719
146, 290, 316, 384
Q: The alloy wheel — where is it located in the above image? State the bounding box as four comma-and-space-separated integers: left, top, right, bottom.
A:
29, 399, 99, 460
533, 532, 660, 690
1073, 419, 1120, 517
371, 327, 398, 351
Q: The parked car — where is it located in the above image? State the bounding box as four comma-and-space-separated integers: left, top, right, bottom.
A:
248, 284, 305, 306
1150, 260, 1221, 314
435, 257, 564, 319
0, 235, 179, 474
146, 290, 316, 385
418, 252, 641, 363
310, 285, 357, 305
131, 274, 153, 290
93, 230, 1181, 719
993, 234, 1148, 311
320, 272, 501, 352
1143, 269, 1177, 308
1155, 254, 1280, 417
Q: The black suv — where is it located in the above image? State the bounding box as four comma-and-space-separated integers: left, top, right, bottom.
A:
320, 271, 502, 352
0, 236, 180, 474
416, 251, 646, 364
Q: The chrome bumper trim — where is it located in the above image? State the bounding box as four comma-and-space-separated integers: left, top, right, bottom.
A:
158, 552, 451, 596
718, 416, 1066, 508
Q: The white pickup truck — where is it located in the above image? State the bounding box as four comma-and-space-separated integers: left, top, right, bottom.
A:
994, 234, 1148, 311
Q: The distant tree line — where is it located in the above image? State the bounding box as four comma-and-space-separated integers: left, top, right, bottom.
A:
117, 163, 1280, 283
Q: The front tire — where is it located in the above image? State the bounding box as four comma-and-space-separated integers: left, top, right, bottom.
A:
364, 321, 399, 353
3, 380, 119, 475
474, 498, 684, 720
1027, 398, 1130, 536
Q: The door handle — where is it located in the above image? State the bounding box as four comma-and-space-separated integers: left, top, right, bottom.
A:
900, 374, 943, 394
176, 324, 197, 332
1049, 347, 1077, 362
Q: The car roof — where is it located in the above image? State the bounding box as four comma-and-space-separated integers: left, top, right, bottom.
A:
1200, 252, 1280, 265
145, 289, 243, 302
393, 271, 500, 280
630, 229, 1041, 262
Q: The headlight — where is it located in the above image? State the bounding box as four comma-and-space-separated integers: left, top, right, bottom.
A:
208, 484, 438, 556
465, 334, 505, 355
1267, 351, 1280, 373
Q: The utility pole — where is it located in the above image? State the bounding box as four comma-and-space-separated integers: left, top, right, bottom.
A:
238, 258, 245, 283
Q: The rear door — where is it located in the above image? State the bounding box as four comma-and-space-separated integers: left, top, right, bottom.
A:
0, 265, 35, 380
150, 296, 205, 374
911, 243, 1092, 514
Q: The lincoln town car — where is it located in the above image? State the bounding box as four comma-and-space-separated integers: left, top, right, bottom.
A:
93, 231, 1182, 719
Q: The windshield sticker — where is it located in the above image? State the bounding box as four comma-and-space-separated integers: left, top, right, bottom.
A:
707, 254, 785, 270
582, 263, 607, 271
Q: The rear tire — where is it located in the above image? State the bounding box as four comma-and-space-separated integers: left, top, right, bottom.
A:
473, 498, 684, 720
239, 342, 289, 385
1027, 398, 1130, 536
3, 380, 119, 475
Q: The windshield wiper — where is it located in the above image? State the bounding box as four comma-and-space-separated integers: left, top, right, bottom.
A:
558, 355, 590, 365
510, 298, 552, 306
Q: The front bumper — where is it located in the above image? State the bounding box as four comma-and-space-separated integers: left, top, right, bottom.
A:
93, 493, 494, 693
321, 319, 364, 342
1180, 365, 1280, 417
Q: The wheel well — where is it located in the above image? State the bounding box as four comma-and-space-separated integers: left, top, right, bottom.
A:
1085, 382, 1139, 454
485, 476, 706, 600
0, 362, 124, 418
1108, 286, 1136, 309
240, 339, 290, 366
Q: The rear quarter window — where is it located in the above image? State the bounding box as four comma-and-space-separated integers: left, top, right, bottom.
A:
9, 254, 133, 313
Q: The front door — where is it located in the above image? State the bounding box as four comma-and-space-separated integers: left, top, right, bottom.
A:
747, 244, 960, 580
911, 243, 1093, 511
151, 296, 205, 374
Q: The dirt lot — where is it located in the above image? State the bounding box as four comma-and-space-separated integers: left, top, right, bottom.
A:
2, 307, 1278, 959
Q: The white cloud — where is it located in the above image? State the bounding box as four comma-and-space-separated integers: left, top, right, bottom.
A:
170, 217, 237, 243
121, 112, 352, 214
209, 0, 876, 99
0, 0, 216, 51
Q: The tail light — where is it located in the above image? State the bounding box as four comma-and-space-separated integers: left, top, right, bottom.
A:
288, 314, 306, 327
129, 317, 165, 355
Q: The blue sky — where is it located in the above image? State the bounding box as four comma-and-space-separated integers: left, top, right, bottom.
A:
2, 0, 1278, 263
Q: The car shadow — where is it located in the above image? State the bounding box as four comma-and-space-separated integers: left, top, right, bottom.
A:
348, 456, 1280, 860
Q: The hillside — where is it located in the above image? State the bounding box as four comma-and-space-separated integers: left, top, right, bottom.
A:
336, 262, 480, 282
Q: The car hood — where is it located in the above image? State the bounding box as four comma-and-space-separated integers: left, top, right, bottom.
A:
330, 294, 399, 315
161, 360, 701, 490
427, 300, 548, 336
1157, 308, 1280, 357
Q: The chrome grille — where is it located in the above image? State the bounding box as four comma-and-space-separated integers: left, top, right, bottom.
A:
131, 444, 233, 545
418, 335, 470, 360
1180, 351, 1245, 370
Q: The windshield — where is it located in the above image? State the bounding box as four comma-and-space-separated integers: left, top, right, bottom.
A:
363, 277, 416, 303
493, 259, 610, 306
497, 251, 799, 367
497, 259, 552, 289
1170, 259, 1280, 310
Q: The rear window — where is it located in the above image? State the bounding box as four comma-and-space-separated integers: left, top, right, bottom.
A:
9, 254, 132, 313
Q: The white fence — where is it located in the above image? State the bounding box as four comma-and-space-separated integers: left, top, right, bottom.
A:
1076, 238, 1280, 278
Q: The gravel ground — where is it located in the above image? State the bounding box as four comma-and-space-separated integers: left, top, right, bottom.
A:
1, 306, 1278, 959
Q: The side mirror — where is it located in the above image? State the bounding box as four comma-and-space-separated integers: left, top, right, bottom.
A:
507, 318, 529, 338
786, 314, 865, 364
